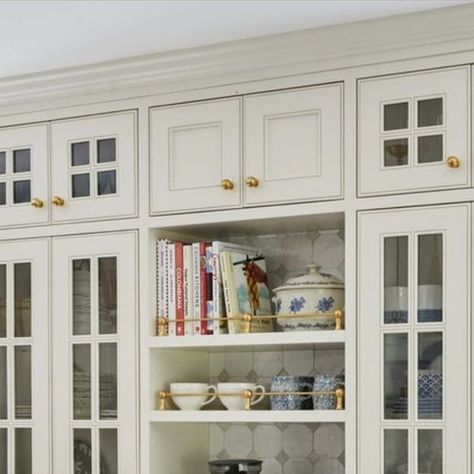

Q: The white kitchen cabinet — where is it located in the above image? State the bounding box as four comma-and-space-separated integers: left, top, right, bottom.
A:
244, 84, 343, 205
0, 124, 49, 227
0, 239, 49, 474
51, 111, 137, 223
358, 204, 470, 474
52, 232, 137, 474
150, 98, 242, 214
358, 66, 470, 196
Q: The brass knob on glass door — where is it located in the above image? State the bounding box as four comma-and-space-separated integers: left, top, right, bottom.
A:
245, 176, 259, 188
31, 198, 43, 208
221, 179, 234, 190
446, 156, 461, 169
51, 196, 65, 206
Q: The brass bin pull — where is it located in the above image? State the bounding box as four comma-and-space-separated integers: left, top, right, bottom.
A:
51, 195, 65, 206
31, 198, 44, 208
221, 179, 234, 190
446, 156, 460, 169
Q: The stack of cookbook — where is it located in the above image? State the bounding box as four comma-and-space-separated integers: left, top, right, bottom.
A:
156, 239, 273, 335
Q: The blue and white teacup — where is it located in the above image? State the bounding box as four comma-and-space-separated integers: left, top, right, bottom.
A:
313, 374, 345, 410
270, 375, 314, 410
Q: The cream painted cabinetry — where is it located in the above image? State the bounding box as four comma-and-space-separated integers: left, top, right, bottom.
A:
358, 66, 470, 196
149, 83, 343, 214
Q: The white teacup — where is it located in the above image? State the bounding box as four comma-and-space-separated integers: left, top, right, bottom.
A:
217, 383, 266, 410
170, 383, 217, 410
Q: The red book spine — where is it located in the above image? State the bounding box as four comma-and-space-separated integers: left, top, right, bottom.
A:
199, 241, 208, 335
175, 242, 184, 336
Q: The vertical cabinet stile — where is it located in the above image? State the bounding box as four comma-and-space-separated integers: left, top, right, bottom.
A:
52, 232, 137, 474
358, 204, 470, 474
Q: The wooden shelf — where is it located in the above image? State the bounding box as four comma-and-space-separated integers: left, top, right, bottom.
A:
149, 409, 346, 423
148, 330, 346, 351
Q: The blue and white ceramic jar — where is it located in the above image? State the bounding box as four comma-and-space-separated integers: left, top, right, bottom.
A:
270, 375, 314, 410
313, 374, 345, 410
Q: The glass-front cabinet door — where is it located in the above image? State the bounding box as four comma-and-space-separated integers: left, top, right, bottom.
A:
50, 111, 137, 223
52, 232, 137, 474
358, 204, 469, 474
0, 124, 48, 227
358, 66, 470, 196
0, 239, 49, 474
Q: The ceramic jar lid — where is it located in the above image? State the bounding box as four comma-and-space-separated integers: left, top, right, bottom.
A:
274, 264, 344, 292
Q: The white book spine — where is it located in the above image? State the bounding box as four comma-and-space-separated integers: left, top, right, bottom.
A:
157, 240, 166, 320
192, 242, 201, 335
183, 245, 194, 336
167, 242, 176, 336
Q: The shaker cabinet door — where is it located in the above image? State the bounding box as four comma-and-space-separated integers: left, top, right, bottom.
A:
52, 232, 137, 474
0, 239, 49, 474
244, 84, 343, 205
51, 111, 137, 223
0, 124, 49, 227
150, 98, 242, 214
358, 66, 470, 196
358, 204, 470, 474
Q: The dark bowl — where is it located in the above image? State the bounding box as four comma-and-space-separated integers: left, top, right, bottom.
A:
209, 459, 263, 474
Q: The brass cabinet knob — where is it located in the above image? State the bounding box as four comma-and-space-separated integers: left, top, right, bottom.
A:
245, 176, 259, 188
31, 198, 44, 208
51, 196, 65, 206
446, 156, 461, 169
221, 179, 234, 190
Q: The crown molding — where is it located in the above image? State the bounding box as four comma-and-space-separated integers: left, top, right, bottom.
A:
1, 4, 474, 109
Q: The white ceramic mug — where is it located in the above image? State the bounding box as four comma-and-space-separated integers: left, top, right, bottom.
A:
217, 383, 266, 410
169, 383, 217, 410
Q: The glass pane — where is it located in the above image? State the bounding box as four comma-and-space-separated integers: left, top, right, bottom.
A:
418, 135, 443, 164
14, 263, 31, 338
72, 173, 90, 198
97, 170, 117, 196
99, 257, 117, 334
418, 430, 443, 474
0, 152, 5, 174
384, 236, 408, 324
14, 346, 31, 420
384, 333, 408, 419
0, 428, 7, 474
73, 259, 91, 336
0, 347, 6, 419
71, 142, 90, 166
418, 98, 443, 128
0, 183, 5, 206
74, 429, 92, 474
384, 102, 408, 131
15, 428, 31, 474
73, 344, 91, 420
384, 138, 408, 167
13, 150, 30, 173
13, 180, 30, 204
384, 429, 408, 474
418, 332, 442, 420
100, 429, 118, 474
0, 265, 5, 337
99, 343, 117, 420
418, 234, 443, 323
97, 138, 116, 163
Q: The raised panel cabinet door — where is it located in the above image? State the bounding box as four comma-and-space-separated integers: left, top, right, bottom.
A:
358, 204, 470, 474
244, 83, 343, 205
358, 66, 470, 196
0, 124, 48, 227
52, 232, 137, 474
0, 239, 49, 474
51, 111, 137, 223
150, 98, 242, 214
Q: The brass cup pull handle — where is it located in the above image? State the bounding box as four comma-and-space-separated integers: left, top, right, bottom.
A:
446, 156, 461, 169
31, 198, 44, 208
221, 179, 234, 190
245, 176, 259, 188
51, 196, 65, 207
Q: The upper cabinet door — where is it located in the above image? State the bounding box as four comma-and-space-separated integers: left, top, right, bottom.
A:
150, 98, 241, 214
51, 111, 137, 223
244, 84, 343, 206
358, 66, 470, 196
0, 124, 48, 227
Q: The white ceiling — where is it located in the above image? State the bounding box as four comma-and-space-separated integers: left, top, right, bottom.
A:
0, 0, 471, 79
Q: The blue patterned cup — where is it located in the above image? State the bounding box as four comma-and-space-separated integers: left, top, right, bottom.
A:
313, 374, 344, 410
270, 376, 314, 410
